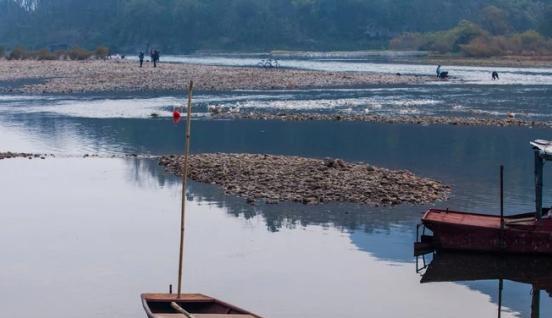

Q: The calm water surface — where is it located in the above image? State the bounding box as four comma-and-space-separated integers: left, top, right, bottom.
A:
2, 86, 552, 317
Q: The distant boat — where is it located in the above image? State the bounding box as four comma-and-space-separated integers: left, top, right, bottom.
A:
141, 293, 262, 318
417, 139, 552, 255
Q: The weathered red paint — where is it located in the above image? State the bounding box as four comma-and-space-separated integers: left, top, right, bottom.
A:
422, 209, 552, 255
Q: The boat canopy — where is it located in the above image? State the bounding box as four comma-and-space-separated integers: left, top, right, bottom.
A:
531, 140, 552, 160
531, 140, 552, 219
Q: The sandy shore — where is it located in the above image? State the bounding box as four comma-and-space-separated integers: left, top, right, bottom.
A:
160, 153, 450, 206
0, 60, 426, 94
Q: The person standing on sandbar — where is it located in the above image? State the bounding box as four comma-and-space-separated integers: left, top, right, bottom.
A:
139, 51, 144, 67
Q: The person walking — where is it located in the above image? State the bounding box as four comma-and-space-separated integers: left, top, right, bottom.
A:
153, 50, 160, 68
492, 71, 499, 80
139, 51, 144, 67
436, 65, 441, 78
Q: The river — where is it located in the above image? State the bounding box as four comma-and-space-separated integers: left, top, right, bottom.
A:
1, 53, 552, 318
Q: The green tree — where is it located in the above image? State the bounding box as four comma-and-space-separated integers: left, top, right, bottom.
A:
480, 5, 510, 35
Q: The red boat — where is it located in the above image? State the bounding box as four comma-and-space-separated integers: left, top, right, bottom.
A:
418, 140, 552, 255
422, 209, 552, 254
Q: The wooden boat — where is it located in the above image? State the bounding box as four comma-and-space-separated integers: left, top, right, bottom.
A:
141, 293, 262, 318
422, 209, 552, 254
417, 140, 552, 255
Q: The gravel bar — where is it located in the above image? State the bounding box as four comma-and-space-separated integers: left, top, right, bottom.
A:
159, 153, 450, 206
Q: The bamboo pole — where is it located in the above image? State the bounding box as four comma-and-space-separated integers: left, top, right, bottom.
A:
177, 81, 194, 297
500, 165, 504, 250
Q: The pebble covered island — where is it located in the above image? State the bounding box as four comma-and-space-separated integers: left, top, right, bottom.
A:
0, 59, 426, 94
159, 153, 450, 206
1, 151, 450, 206
210, 111, 552, 128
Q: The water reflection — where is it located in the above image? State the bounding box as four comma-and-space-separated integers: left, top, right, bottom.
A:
4, 93, 552, 316
0, 157, 515, 318
418, 252, 552, 318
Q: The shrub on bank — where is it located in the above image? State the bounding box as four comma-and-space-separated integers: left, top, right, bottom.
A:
8, 46, 28, 60
423, 20, 486, 53
389, 33, 428, 50
31, 48, 58, 60
95, 46, 110, 60
460, 36, 501, 57
1, 45, 114, 61
67, 47, 93, 60
389, 20, 486, 53
459, 31, 552, 57
390, 21, 552, 57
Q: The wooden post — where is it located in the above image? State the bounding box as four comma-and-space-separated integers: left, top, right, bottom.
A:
500, 165, 504, 226
531, 288, 540, 318
500, 165, 505, 250
497, 279, 503, 318
535, 151, 544, 219
177, 81, 194, 297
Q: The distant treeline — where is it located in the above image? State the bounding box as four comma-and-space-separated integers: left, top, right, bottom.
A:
1, 0, 551, 54
390, 5, 552, 57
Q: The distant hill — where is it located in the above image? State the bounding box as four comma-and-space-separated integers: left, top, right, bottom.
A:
1, 0, 551, 53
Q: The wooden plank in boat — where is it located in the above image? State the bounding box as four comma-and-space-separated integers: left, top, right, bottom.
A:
154, 315, 257, 318
424, 210, 500, 228
194, 315, 258, 318
144, 293, 213, 302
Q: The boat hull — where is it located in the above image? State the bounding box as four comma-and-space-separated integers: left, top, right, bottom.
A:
141, 293, 262, 318
422, 209, 552, 255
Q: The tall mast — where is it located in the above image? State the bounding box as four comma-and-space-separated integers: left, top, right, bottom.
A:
177, 81, 194, 297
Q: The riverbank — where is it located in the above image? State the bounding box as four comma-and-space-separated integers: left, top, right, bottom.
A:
159, 153, 450, 206
210, 111, 551, 128
0, 60, 426, 94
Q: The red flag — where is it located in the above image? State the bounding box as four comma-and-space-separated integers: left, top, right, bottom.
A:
172, 106, 182, 124
172, 110, 181, 124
